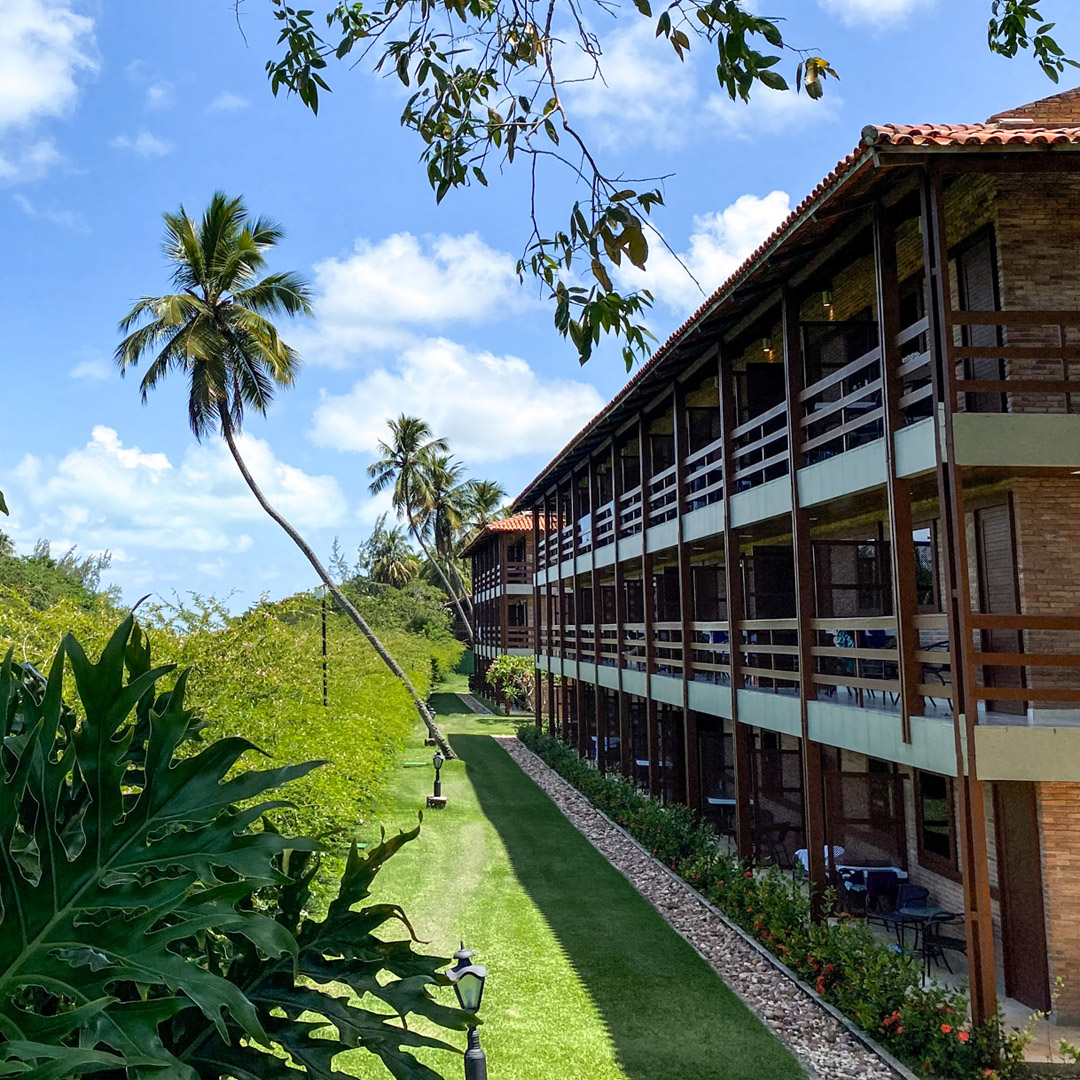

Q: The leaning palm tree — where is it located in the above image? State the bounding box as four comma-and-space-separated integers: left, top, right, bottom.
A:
115, 192, 447, 749
367, 416, 475, 647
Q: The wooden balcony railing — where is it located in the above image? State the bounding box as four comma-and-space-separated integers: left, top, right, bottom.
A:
599, 623, 619, 667
683, 437, 725, 513
576, 514, 592, 555
506, 627, 533, 650
732, 401, 789, 492
622, 623, 647, 671
951, 309, 1080, 412
647, 465, 678, 527
809, 616, 900, 706
619, 485, 644, 536
897, 316, 934, 426
505, 560, 530, 584
800, 345, 884, 464
968, 613, 1080, 717
594, 501, 616, 548
577, 625, 597, 665
560, 525, 574, 562
652, 621, 684, 678
690, 621, 731, 684
738, 618, 799, 690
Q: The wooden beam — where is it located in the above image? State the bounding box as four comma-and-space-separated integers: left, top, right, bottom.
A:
640, 411, 661, 799
589, 455, 606, 773
874, 204, 923, 737
673, 379, 700, 811
612, 440, 632, 777
922, 165, 998, 1026
718, 347, 754, 862
783, 288, 828, 916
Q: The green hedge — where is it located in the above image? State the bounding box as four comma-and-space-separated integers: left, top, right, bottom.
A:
518, 725, 1028, 1080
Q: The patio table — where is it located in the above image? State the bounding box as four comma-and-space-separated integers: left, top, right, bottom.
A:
881, 905, 961, 950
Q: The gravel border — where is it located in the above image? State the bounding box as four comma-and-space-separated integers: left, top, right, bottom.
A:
494, 734, 919, 1080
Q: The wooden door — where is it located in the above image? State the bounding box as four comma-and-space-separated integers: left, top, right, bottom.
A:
975, 502, 1025, 715
751, 546, 797, 620
994, 782, 1051, 1011
956, 229, 1006, 413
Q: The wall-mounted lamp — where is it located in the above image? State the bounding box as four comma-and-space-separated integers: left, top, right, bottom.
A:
761, 337, 775, 362
822, 290, 834, 320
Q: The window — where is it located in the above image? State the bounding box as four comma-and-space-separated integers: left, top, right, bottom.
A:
508, 603, 527, 627
915, 770, 959, 877
506, 539, 526, 563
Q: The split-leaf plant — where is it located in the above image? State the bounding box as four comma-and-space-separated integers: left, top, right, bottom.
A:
0, 616, 472, 1079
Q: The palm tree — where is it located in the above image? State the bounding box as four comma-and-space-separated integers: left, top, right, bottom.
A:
422, 454, 474, 619
367, 415, 475, 647
369, 522, 420, 587
115, 193, 448, 749
461, 478, 510, 533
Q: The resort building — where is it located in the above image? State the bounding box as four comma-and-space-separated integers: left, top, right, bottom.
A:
476, 87, 1080, 1025
464, 513, 538, 695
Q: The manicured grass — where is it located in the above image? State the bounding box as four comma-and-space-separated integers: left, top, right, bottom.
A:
346, 676, 803, 1080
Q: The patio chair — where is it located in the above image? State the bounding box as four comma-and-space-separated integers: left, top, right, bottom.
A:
864, 869, 902, 924
921, 915, 967, 977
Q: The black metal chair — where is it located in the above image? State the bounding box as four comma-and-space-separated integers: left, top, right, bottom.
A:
864, 869, 902, 925
921, 915, 967, 976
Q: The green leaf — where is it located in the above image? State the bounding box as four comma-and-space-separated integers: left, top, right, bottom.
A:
0, 489, 7, 515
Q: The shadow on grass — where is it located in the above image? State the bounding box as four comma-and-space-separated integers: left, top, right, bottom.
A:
428, 692, 517, 727
452, 733, 804, 1080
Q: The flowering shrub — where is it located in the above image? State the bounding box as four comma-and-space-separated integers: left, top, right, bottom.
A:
519, 725, 1028, 1080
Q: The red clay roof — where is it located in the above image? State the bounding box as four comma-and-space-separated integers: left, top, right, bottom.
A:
512, 90, 1080, 509
460, 513, 548, 557
862, 122, 1080, 147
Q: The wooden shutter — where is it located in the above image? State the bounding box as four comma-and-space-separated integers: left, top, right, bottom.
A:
956, 230, 1005, 413
975, 502, 1025, 715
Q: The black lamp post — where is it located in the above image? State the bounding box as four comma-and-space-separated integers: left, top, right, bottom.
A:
432, 751, 445, 799
314, 585, 328, 708
447, 942, 487, 1080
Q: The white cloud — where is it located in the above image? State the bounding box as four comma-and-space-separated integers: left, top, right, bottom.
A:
817, 0, 933, 26
68, 356, 110, 380
297, 232, 523, 364
110, 131, 172, 157
4, 425, 348, 556
0, 0, 97, 133
618, 191, 792, 311
561, 19, 837, 148
14, 191, 88, 232
561, 21, 695, 149
706, 86, 841, 138
310, 338, 605, 464
207, 91, 249, 112
0, 137, 62, 185
145, 81, 173, 109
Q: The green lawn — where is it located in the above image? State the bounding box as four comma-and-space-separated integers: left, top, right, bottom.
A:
345, 675, 802, 1080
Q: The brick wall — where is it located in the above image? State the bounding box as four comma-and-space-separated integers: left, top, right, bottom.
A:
989, 88, 1080, 126
1012, 478, 1080, 712
995, 173, 1080, 414
1038, 782, 1080, 1021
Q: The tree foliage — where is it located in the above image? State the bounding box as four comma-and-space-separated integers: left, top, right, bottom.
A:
0, 617, 471, 1080
260, 0, 1074, 369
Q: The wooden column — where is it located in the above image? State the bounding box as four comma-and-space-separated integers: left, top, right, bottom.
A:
570, 471, 587, 758
922, 165, 997, 1026
719, 347, 754, 860
874, 204, 923, 737
612, 440, 632, 776
673, 378, 700, 811
499, 534, 509, 655
558, 485, 570, 742
532, 505, 543, 729
782, 289, 828, 915
640, 412, 661, 797
589, 454, 606, 772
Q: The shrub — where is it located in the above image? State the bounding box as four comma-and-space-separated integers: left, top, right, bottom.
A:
0, 618, 470, 1079
519, 724, 1027, 1080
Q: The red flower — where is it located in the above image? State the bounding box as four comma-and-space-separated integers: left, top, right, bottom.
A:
940, 1023, 952, 1034
957, 1031, 970, 1043
896, 1025, 903, 1034
744, 870, 754, 878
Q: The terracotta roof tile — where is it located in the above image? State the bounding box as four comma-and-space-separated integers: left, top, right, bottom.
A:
862, 122, 1080, 148
460, 513, 547, 557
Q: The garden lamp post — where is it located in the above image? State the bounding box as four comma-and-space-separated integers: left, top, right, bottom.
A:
447, 942, 487, 1080
432, 751, 445, 799
314, 585, 328, 708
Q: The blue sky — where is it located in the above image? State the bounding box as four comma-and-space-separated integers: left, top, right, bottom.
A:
2, 0, 1079, 608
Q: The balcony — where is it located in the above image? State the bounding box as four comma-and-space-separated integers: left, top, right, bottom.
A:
683, 437, 725, 513
732, 402, 789, 493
